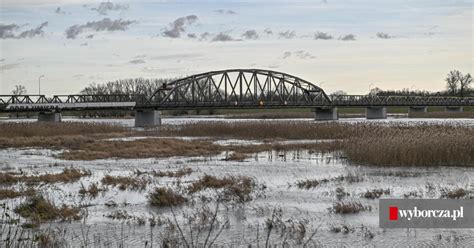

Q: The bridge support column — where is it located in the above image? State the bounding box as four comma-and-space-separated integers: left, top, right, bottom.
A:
38, 112, 62, 123
135, 110, 161, 127
408, 106, 427, 117
314, 107, 338, 121
366, 107, 387, 119
444, 106, 463, 112
409, 106, 428, 113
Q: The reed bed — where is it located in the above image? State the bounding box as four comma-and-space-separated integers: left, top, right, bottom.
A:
1, 121, 472, 166
170, 121, 354, 140
60, 138, 223, 160
344, 124, 474, 166
172, 121, 474, 166
0, 122, 126, 138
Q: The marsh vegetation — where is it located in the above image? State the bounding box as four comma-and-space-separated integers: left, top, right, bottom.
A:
0, 119, 473, 247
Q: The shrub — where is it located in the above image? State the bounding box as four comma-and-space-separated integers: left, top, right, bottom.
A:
148, 187, 187, 207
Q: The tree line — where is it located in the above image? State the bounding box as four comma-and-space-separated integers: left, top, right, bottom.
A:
10, 70, 472, 98
372, 70, 472, 97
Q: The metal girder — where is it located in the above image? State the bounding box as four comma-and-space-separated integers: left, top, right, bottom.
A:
329, 95, 474, 106
146, 69, 330, 108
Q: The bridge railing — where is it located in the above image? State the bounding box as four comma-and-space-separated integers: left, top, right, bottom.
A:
53, 94, 147, 103
329, 95, 474, 106
142, 100, 329, 109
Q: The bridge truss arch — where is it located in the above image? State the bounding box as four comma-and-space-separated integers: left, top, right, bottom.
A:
146, 69, 331, 109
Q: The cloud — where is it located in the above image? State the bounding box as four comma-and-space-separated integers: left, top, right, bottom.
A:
200, 32, 211, 40
282, 51, 315, 60
0, 63, 19, 71
211, 33, 235, 42
0, 22, 48, 39
162, 15, 198, 38
80, 42, 88, 46
314, 31, 333, 40
279, 30, 296, 39
340, 34, 356, 41
264, 28, 273, 35
187, 33, 197, 39
294, 50, 315, 59
130, 59, 145, 64
376, 32, 393, 39
55, 7, 66, 15
150, 53, 202, 60
0, 24, 18, 39
214, 9, 236, 15
242, 30, 258, 40
65, 18, 136, 39
91, 2, 129, 15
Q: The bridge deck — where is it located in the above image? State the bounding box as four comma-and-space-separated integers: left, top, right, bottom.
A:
1, 94, 473, 112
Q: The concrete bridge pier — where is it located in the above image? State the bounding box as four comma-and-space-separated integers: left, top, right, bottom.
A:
366, 107, 387, 119
444, 106, 463, 112
135, 110, 161, 127
408, 106, 428, 117
38, 112, 62, 123
409, 106, 428, 113
314, 107, 338, 121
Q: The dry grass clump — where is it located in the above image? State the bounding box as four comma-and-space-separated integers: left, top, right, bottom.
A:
344, 124, 474, 166
0, 188, 35, 200
79, 183, 105, 198
361, 189, 391, 199
60, 138, 222, 160
0, 122, 126, 138
148, 187, 187, 207
101, 175, 148, 191
0, 168, 91, 185
330, 202, 372, 214
440, 188, 469, 199
296, 173, 363, 189
169, 121, 353, 140
14, 195, 81, 222
296, 179, 328, 189
188, 175, 257, 202
330, 224, 353, 234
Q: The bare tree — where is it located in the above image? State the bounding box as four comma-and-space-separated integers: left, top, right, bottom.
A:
12, 85, 27, 95
445, 70, 461, 96
459, 73, 472, 97
330, 90, 347, 96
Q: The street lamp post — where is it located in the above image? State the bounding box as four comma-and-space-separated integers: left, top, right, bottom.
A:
38, 75, 45, 95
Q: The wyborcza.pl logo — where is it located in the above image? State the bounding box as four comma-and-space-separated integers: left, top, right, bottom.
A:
389, 206, 463, 221
380, 199, 474, 228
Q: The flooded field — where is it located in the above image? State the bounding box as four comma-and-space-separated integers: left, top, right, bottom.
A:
1, 118, 473, 247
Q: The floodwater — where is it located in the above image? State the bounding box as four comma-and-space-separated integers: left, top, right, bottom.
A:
1, 117, 474, 247
2, 115, 474, 128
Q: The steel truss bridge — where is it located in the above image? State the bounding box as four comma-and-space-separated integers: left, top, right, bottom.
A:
1, 69, 473, 113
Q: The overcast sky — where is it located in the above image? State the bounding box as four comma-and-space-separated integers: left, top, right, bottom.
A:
0, 0, 472, 95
